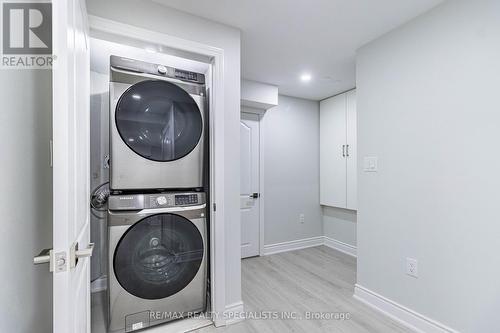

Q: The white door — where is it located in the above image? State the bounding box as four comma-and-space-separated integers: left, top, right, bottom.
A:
240, 112, 260, 258
346, 90, 357, 210
53, 0, 91, 332
320, 94, 347, 207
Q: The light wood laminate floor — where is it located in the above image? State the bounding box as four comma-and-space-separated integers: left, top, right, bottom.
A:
195, 246, 412, 333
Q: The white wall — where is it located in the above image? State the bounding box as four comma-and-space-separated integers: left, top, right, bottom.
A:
86, 0, 242, 309
263, 95, 322, 245
356, 0, 500, 331
322, 207, 356, 247
0, 70, 53, 333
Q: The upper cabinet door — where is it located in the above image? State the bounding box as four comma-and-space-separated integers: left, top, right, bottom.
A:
346, 90, 357, 210
320, 94, 347, 208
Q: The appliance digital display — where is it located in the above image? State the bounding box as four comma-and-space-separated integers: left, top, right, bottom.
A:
175, 69, 198, 81
175, 194, 198, 205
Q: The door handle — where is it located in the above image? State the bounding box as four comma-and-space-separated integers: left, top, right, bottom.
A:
34, 248, 52, 265
346, 144, 350, 157
70, 242, 94, 268
249, 193, 260, 199
342, 145, 346, 157
34, 248, 67, 273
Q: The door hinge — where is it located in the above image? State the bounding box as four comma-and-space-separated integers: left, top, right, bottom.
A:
213, 203, 216, 212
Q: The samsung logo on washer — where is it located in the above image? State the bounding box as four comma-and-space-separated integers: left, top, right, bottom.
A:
119, 196, 135, 200
1, 1, 54, 69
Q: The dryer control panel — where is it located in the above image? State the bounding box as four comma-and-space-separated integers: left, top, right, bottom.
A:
108, 192, 205, 210
110, 55, 206, 84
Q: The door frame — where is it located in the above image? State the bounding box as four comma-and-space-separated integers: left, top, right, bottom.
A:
88, 16, 227, 326
240, 107, 266, 256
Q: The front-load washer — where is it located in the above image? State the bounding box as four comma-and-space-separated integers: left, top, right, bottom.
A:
109, 55, 207, 191
108, 191, 207, 332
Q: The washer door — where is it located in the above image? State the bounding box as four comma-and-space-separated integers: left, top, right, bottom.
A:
113, 214, 204, 300
115, 80, 203, 162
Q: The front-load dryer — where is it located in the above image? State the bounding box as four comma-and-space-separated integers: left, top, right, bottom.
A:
109, 56, 206, 190
108, 191, 207, 332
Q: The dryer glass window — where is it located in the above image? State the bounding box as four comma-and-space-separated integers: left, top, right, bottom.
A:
115, 80, 203, 162
113, 213, 204, 300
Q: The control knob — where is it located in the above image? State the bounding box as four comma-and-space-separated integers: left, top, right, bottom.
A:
156, 196, 167, 206
157, 65, 167, 74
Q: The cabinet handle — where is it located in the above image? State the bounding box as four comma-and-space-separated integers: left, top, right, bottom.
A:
346, 144, 350, 157
342, 145, 346, 157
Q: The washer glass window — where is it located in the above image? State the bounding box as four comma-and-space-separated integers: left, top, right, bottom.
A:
113, 214, 204, 300
115, 80, 203, 162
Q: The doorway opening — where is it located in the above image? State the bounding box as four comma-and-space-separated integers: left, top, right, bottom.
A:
239, 107, 266, 259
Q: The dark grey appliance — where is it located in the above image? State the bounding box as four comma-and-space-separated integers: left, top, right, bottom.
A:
109, 56, 206, 191
107, 191, 207, 332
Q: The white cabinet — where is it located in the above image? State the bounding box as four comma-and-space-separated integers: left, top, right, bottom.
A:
320, 89, 357, 210
320, 93, 347, 208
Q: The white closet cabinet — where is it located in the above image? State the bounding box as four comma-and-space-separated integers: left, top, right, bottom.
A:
320, 89, 357, 210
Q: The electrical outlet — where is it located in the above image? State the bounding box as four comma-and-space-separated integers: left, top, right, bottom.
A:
406, 258, 418, 278
299, 214, 305, 224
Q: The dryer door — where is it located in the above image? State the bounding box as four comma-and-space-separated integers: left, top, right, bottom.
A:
115, 80, 203, 162
113, 213, 204, 300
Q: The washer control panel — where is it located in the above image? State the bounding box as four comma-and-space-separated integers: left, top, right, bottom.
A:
147, 192, 203, 208
149, 194, 173, 208
174, 194, 199, 205
109, 192, 205, 210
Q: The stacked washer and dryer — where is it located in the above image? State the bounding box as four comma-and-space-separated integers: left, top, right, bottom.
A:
107, 56, 209, 332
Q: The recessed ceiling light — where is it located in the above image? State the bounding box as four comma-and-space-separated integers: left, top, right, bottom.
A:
300, 73, 312, 82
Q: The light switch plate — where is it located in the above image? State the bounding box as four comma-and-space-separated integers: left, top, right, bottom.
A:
363, 156, 378, 172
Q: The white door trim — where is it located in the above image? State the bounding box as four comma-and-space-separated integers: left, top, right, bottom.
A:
88, 15, 227, 326
240, 107, 265, 256
259, 113, 265, 256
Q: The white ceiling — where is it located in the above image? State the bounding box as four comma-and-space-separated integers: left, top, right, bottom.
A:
154, 0, 443, 100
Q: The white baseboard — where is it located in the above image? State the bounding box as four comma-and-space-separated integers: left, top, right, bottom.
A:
263, 236, 324, 255
91, 275, 107, 293
224, 301, 245, 326
354, 284, 458, 333
263, 236, 357, 257
323, 236, 357, 258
